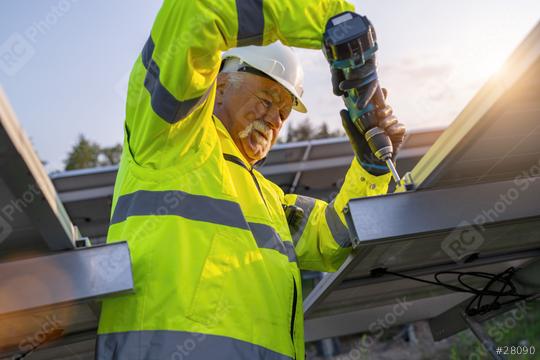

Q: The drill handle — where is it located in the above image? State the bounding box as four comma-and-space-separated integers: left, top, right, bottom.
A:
371, 84, 386, 110
353, 83, 394, 161
348, 80, 386, 133
330, 67, 345, 97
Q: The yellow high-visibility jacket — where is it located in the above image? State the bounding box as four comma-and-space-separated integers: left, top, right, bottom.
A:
97, 0, 391, 359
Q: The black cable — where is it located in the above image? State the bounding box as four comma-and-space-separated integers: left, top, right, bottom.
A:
379, 266, 535, 316
464, 268, 519, 316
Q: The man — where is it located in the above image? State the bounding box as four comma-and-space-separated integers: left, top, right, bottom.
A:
97, 0, 405, 359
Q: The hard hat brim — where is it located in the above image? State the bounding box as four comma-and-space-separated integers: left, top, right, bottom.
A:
267, 74, 307, 113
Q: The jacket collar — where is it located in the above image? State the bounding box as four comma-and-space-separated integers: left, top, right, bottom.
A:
213, 115, 253, 171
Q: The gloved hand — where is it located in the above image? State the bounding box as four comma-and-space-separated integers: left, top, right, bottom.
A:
340, 89, 406, 175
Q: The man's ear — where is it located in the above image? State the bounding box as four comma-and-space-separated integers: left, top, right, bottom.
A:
216, 73, 229, 93
215, 73, 229, 105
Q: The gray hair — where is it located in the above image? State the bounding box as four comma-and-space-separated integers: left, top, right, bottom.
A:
220, 58, 246, 89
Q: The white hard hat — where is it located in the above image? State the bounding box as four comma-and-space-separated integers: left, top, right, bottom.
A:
221, 42, 307, 113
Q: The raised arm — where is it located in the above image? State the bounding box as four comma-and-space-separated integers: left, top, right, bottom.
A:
124, 0, 355, 168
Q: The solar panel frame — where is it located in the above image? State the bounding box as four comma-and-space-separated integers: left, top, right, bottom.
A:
0, 88, 77, 255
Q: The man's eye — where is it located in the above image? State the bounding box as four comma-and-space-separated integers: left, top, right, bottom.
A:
257, 97, 272, 108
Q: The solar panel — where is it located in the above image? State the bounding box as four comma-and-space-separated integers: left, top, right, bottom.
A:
304, 179, 540, 340
409, 22, 540, 190
264, 141, 308, 164
0, 89, 133, 360
0, 88, 78, 257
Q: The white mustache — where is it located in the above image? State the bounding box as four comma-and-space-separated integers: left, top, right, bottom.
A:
238, 120, 272, 141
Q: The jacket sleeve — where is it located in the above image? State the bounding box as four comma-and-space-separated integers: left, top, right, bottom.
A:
283, 160, 392, 272
124, 0, 355, 168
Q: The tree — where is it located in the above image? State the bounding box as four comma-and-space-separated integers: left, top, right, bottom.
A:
314, 122, 344, 139
64, 134, 123, 171
317, 123, 332, 138
285, 118, 317, 142
100, 144, 123, 166
281, 118, 344, 143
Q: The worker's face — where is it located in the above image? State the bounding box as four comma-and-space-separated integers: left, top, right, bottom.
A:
215, 72, 293, 165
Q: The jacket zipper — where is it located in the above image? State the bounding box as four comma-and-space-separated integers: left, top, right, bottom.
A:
249, 170, 269, 210
290, 275, 298, 359
223, 153, 269, 211
225, 153, 297, 358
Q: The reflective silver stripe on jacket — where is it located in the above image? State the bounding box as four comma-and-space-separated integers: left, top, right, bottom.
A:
96, 330, 293, 360
325, 201, 352, 248
249, 222, 297, 262
111, 190, 296, 262
236, 0, 264, 46
111, 190, 249, 229
141, 36, 208, 123
283, 241, 297, 263
291, 195, 316, 245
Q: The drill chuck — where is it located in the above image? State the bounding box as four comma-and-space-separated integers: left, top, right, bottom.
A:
364, 127, 393, 160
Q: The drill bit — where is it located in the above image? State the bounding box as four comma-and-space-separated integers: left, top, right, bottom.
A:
385, 159, 401, 183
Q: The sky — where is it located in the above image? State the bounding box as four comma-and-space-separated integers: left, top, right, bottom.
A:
0, 1, 539, 172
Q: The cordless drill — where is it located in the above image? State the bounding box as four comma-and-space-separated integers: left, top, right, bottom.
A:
323, 12, 401, 183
